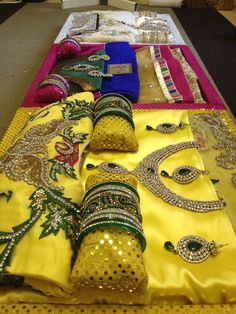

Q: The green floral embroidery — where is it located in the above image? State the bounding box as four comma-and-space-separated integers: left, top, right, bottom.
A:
0, 274, 24, 287
0, 191, 12, 202
0, 98, 93, 273
62, 99, 93, 121
49, 159, 77, 181
0, 187, 80, 272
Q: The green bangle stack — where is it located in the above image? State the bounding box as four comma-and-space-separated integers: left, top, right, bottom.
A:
92, 93, 135, 130
79, 180, 146, 251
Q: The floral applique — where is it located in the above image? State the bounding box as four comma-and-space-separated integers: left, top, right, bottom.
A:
0, 98, 93, 272
0, 191, 12, 202
49, 127, 88, 181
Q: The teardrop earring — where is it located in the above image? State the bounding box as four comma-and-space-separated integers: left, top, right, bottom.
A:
86, 162, 129, 175
88, 70, 113, 78
146, 121, 188, 134
160, 166, 209, 184
88, 54, 110, 62
164, 235, 228, 263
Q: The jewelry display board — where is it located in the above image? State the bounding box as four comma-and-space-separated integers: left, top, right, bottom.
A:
0, 8, 236, 314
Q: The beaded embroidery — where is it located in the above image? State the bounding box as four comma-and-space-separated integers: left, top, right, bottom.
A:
158, 58, 183, 103
0, 99, 93, 272
96, 143, 225, 212
190, 113, 236, 171
49, 127, 88, 181
0, 187, 80, 272
151, 46, 183, 102
132, 141, 225, 212
0, 191, 12, 202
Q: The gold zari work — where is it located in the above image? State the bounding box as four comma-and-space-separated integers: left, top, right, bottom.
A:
136, 47, 167, 103
0, 119, 72, 190
71, 227, 148, 293
171, 48, 205, 103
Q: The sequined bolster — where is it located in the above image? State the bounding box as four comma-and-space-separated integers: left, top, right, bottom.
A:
93, 93, 132, 112
150, 46, 173, 103
93, 108, 135, 130
78, 220, 146, 252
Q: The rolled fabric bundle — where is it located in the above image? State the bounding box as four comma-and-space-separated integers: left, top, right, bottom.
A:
101, 42, 140, 102
70, 171, 148, 294
90, 93, 139, 152
34, 74, 70, 103
0, 92, 94, 297
57, 38, 82, 60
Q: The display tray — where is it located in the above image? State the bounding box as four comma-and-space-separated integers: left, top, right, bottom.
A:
54, 11, 186, 45
0, 9, 236, 314
21, 43, 225, 110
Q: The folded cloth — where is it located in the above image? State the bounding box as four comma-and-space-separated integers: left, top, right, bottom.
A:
101, 42, 140, 102
0, 92, 94, 297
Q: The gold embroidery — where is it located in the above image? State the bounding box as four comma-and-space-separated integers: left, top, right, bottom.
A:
0, 119, 73, 190
171, 48, 205, 103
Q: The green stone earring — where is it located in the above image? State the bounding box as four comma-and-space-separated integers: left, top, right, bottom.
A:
160, 165, 209, 184
164, 235, 228, 263
146, 121, 188, 134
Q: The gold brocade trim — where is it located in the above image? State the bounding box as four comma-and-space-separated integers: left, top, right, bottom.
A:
149, 47, 174, 103
0, 108, 40, 156
170, 48, 205, 103
0, 304, 236, 313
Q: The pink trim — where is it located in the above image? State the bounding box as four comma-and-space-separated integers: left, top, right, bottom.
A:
20, 43, 225, 110
132, 102, 226, 110
168, 45, 225, 106
160, 46, 194, 103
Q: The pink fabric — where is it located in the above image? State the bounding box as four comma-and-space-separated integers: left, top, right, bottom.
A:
21, 43, 104, 107
132, 102, 225, 110
20, 43, 225, 110
160, 46, 194, 103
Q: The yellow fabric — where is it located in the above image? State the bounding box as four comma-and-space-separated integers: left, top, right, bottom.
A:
71, 227, 148, 294
0, 107, 40, 156
70, 172, 148, 294
136, 47, 167, 103
0, 109, 236, 305
90, 115, 138, 152
1, 303, 236, 314
0, 92, 94, 297
189, 109, 236, 234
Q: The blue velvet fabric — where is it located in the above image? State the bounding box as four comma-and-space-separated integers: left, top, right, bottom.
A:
101, 42, 140, 102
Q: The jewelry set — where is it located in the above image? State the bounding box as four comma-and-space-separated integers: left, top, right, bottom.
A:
85, 110, 227, 263
62, 54, 113, 78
